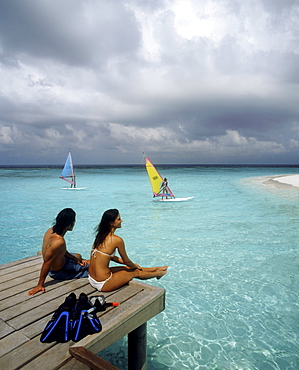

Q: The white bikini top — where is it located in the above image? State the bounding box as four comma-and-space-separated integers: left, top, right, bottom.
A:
91, 248, 116, 258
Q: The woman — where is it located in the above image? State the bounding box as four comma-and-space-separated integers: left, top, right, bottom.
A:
88, 209, 168, 292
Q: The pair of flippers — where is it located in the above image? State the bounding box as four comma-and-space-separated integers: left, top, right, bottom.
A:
40, 292, 118, 343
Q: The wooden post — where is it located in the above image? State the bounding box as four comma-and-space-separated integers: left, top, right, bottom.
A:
128, 322, 147, 370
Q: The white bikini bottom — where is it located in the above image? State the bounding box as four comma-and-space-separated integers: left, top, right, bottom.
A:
88, 273, 112, 292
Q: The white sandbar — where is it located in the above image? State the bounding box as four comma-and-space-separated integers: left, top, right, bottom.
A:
264, 174, 299, 189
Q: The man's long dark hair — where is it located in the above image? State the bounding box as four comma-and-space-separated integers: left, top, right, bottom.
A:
53, 208, 76, 235
93, 209, 119, 248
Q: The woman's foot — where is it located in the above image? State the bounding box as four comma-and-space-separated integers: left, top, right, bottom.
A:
156, 270, 167, 280
158, 266, 168, 271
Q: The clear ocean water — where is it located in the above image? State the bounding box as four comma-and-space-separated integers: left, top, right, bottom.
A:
1, 165, 298, 370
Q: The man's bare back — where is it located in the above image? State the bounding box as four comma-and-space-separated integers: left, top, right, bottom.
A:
42, 228, 67, 271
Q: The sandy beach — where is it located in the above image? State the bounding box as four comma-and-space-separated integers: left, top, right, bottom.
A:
263, 174, 299, 189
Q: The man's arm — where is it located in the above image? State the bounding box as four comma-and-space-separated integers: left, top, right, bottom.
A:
28, 237, 64, 296
28, 259, 52, 295
64, 250, 89, 266
65, 250, 78, 261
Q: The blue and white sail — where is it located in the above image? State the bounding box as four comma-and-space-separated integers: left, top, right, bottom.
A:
60, 152, 76, 187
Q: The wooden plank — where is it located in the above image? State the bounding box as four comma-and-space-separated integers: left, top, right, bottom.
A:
0, 275, 57, 306
0, 255, 40, 270
72, 283, 165, 354
0, 278, 89, 321
3, 281, 94, 328
0, 263, 43, 285
0, 330, 30, 357
16, 288, 152, 370
0, 256, 166, 370
70, 347, 120, 370
0, 270, 40, 297
17, 342, 73, 370
0, 337, 54, 370
4, 287, 146, 370
0, 318, 14, 339
0, 272, 79, 312
18, 285, 142, 340
59, 358, 90, 370
0, 258, 42, 279
19, 313, 54, 340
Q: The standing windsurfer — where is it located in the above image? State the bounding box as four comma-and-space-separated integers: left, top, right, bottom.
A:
160, 178, 168, 199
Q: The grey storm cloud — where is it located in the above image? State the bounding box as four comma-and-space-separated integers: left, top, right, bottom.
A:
0, 0, 298, 165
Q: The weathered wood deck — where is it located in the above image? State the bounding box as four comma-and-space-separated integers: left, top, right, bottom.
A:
0, 255, 165, 370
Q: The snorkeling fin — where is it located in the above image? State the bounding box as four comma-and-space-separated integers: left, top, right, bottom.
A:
72, 293, 102, 342
40, 292, 77, 343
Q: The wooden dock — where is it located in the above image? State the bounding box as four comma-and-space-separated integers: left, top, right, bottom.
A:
0, 255, 166, 370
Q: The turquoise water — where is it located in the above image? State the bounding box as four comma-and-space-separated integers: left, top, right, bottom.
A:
1, 165, 299, 369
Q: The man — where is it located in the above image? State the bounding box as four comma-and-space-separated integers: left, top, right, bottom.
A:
28, 208, 89, 296
160, 178, 168, 199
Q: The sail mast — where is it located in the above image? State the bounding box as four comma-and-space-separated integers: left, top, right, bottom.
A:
69, 152, 76, 187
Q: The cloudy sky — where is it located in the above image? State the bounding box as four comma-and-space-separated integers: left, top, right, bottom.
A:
0, 0, 298, 165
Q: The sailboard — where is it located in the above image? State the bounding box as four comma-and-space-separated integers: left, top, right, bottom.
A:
60, 152, 86, 190
145, 157, 194, 201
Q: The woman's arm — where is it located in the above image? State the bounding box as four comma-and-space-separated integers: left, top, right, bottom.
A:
116, 237, 140, 269
111, 255, 125, 264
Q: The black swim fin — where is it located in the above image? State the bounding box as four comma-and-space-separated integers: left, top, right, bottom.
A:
72, 293, 102, 342
40, 292, 77, 343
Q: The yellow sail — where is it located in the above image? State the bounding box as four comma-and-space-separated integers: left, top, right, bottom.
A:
145, 157, 163, 194
145, 157, 175, 198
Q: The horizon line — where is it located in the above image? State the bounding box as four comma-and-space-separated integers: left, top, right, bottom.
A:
0, 163, 299, 168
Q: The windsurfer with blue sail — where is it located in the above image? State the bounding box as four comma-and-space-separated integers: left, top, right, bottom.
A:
60, 151, 76, 188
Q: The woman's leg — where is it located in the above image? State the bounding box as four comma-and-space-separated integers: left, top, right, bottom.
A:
101, 266, 167, 292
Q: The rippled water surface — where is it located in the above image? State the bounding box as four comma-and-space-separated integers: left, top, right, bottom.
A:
1, 165, 298, 369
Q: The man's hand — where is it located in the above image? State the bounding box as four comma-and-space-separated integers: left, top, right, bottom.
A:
28, 285, 46, 296
78, 258, 89, 266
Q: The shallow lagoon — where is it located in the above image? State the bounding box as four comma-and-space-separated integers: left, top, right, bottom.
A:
1, 165, 298, 369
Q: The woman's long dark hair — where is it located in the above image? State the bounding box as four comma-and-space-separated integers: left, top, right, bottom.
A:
53, 208, 76, 235
93, 209, 119, 248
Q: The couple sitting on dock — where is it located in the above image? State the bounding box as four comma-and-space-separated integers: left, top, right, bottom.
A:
28, 208, 167, 296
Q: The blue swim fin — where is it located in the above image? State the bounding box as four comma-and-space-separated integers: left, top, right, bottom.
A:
40, 293, 77, 343
72, 293, 102, 342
